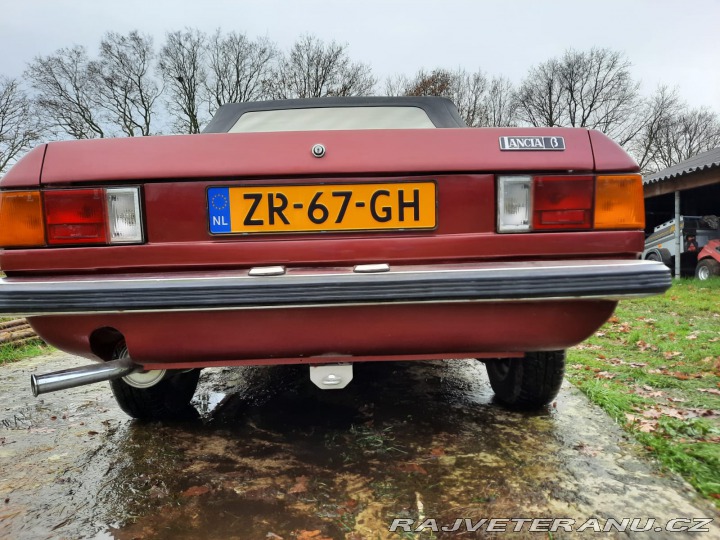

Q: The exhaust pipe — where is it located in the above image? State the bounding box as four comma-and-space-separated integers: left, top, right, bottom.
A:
31, 358, 138, 397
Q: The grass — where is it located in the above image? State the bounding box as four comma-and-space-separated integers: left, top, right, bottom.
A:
567, 278, 720, 506
0, 338, 50, 365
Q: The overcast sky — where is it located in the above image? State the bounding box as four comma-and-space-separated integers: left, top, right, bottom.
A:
1, 0, 718, 111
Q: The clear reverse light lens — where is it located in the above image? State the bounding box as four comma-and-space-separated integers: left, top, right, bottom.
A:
498, 176, 531, 232
106, 187, 143, 244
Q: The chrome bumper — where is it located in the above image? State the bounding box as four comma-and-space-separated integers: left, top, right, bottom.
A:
0, 260, 671, 316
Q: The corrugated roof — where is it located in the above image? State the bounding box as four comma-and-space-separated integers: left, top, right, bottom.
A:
643, 146, 720, 184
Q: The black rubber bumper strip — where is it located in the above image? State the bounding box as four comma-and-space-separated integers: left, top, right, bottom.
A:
0, 261, 671, 315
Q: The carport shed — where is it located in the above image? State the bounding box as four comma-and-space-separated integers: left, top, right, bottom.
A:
643, 147, 720, 276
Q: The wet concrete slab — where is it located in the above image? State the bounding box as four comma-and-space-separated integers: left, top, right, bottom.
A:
0, 352, 718, 539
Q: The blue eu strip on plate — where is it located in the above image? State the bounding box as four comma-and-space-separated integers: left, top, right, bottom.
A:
208, 187, 231, 234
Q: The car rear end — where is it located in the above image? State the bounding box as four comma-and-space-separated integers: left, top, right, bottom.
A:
0, 98, 671, 415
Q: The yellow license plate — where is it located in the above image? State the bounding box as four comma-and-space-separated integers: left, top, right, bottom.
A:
207, 182, 436, 234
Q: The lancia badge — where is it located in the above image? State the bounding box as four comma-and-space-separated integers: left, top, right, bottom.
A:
499, 136, 565, 151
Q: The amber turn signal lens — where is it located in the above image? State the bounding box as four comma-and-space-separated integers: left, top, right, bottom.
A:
594, 175, 645, 230
0, 191, 45, 247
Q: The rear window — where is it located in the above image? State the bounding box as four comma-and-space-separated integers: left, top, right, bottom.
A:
228, 106, 436, 133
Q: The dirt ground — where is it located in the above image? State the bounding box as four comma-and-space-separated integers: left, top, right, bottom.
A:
1, 352, 718, 539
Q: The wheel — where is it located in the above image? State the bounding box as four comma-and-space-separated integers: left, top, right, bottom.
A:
646, 248, 672, 267
695, 258, 720, 280
109, 343, 201, 420
485, 351, 565, 409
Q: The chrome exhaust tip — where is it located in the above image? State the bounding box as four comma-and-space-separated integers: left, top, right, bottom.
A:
31, 357, 138, 397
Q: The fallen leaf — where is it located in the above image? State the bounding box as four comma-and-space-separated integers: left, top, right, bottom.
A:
608, 316, 620, 324
430, 447, 445, 457
686, 409, 718, 418
698, 388, 720, 396
296, 531, 331, 540
595, 331, 606, 338
686, 334, 698, 341
667, 397, 686, 403
266, 533, 283, 540
642, 407, 685, 420
663, 351, 682, 359
182, 485, 210, 497
617, 323, 631, 333
595, 371, 615, 379
638, 421, 658, 433
396, 463, 428, 475
629, 362, 647, 368
288, 476, 309, 495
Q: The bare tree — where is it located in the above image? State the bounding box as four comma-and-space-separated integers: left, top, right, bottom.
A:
0, 76, 41, 174
158, 28, 207, 134
515, 57, 565, 127
626, 86, 681, 173
92, 31, 162, 136
485, 76, 518, 127
402, 68, 455, 98
653, 106, 720, 170
25, 46, 107, 139
516, 48, 641, 142
204, 31, 277, 113
385, 67, 505, 127
267, 35, 375, 99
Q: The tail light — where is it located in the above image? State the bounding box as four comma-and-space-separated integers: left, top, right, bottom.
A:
45, 189, 108, 245
0, 191, 45, 247
0, 187, 143, 248
498, 174, 643, 233
594, 175, 645, 230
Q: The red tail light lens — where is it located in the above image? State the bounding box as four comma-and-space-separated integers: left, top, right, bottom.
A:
532, 175, 594, 230
44, 189, 108, 245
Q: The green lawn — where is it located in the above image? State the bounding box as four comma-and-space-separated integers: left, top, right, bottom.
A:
567, 279, 720, 506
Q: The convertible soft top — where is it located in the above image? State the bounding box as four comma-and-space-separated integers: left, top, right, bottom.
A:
202, 96, 467, 133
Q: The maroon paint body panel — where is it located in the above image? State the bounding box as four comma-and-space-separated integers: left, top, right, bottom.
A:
38, 128, 597, 185
0, 231, 645, 274
1, 145, 46, 188
29, 300, 617, 368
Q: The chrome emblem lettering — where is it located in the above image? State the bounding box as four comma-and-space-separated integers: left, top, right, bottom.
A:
499, 136, 565, 151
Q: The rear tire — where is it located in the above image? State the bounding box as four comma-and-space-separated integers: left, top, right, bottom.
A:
485, 351, 565, 409
696, 258, 720, 280
109, 343, 201, 420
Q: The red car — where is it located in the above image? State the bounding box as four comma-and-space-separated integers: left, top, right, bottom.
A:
0, 97, 670, 418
